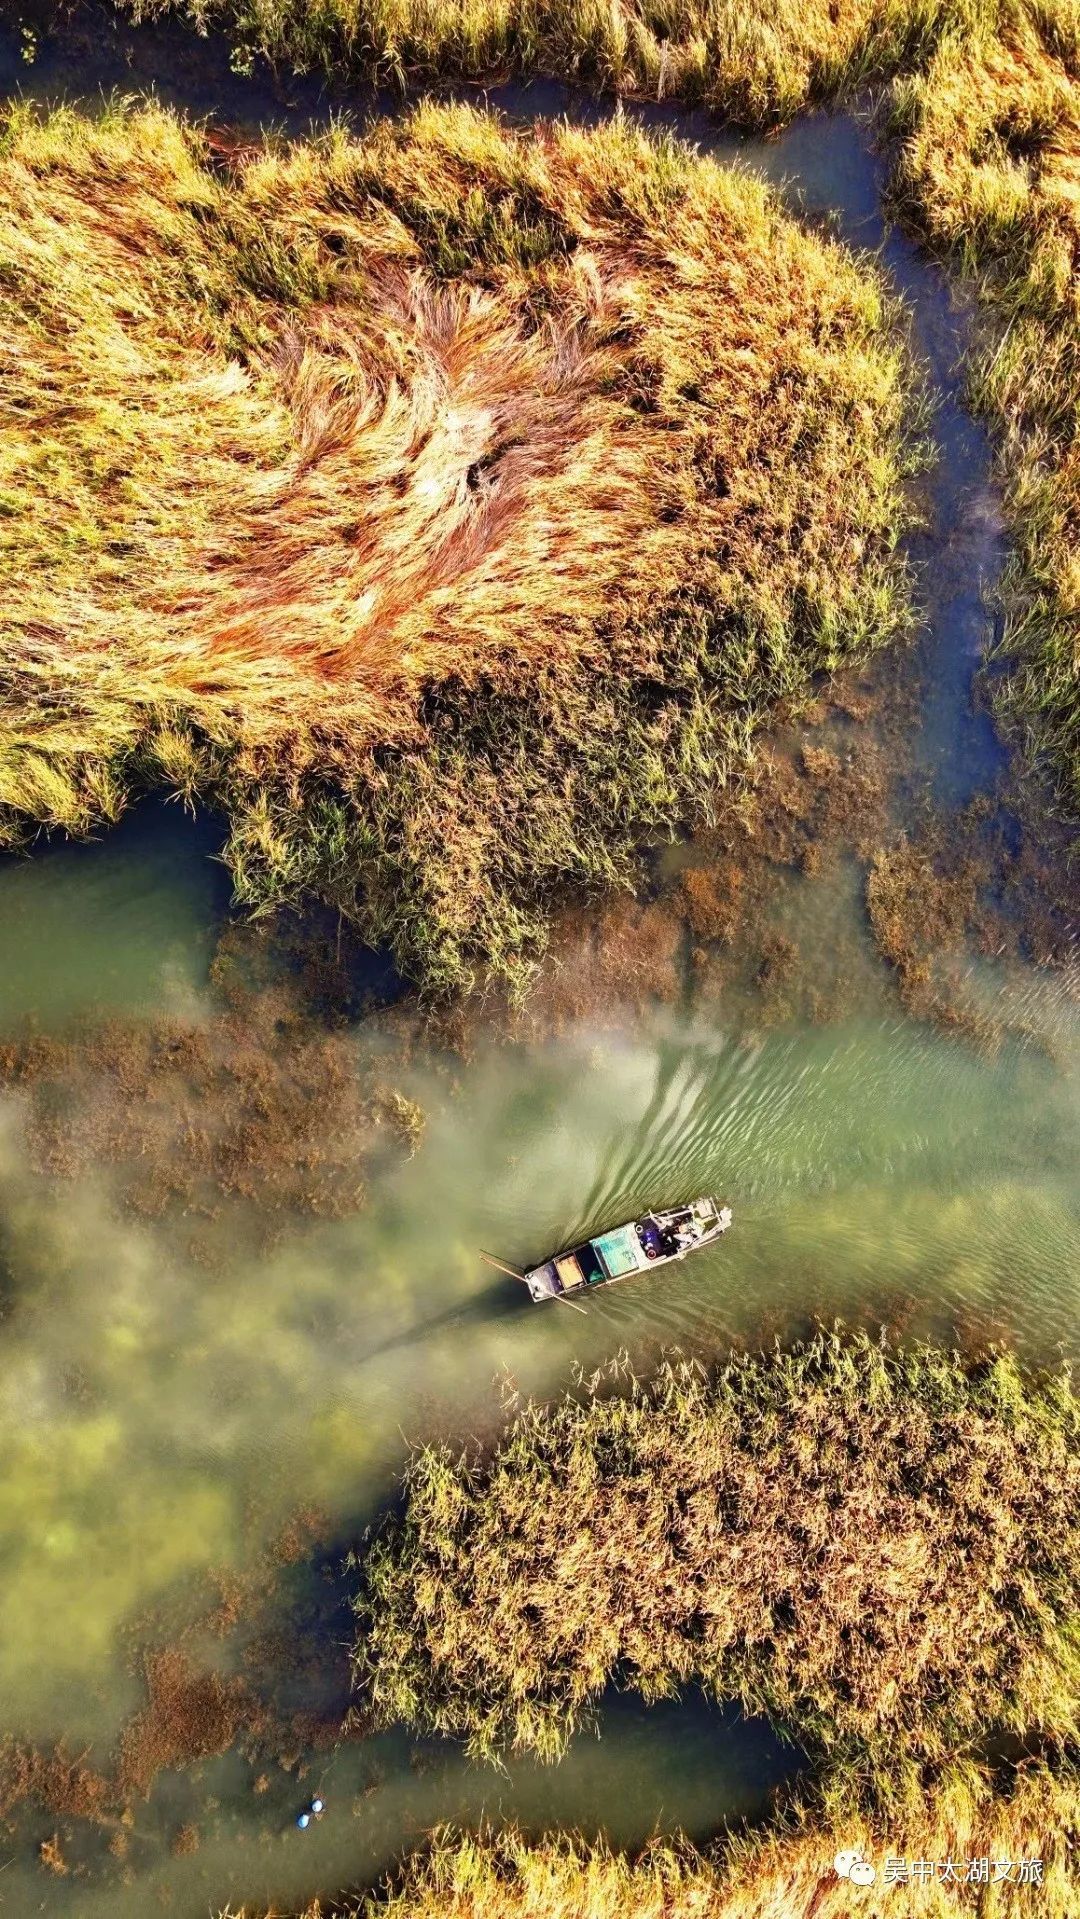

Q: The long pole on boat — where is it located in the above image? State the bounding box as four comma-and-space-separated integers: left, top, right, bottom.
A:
479, 1250, 588, 1316
554, 1294, 588, 1316
480, 1250, 530, 1282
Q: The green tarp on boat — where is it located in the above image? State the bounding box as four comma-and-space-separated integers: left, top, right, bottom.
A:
593, 1225, 642, 1280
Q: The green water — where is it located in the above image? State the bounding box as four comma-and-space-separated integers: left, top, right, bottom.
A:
0, 12, 1078, 1914
0, 805, 227, 1030
8, 990, 1073, 1731
0, 1698, 789, 1914
3, 855, 1080, 1907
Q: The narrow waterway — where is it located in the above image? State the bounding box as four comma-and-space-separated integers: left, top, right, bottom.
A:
0, 11, 1078, 1914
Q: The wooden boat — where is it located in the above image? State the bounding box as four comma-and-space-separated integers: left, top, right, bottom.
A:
523, 1197, 732, 1303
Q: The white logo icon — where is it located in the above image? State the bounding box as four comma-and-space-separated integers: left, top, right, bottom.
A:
834, 1849, 877, 1886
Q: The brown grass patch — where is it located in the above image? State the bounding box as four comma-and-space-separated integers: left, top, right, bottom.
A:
681, 860, 744, 943
0, 97, 918, 990
0, 1740, 114, 1824
867, 829, 982, 989
354, 1338, 1080, 1770
38, 1832, 69, 1875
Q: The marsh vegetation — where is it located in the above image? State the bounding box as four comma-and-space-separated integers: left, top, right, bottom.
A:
113, 0, 964, 117
0, 96, 919, 991
233, 1337, 1080, 1917
887, 0, 1080, 834
354, 1337, 1080, 1774
3, 9, 1080, 1916
79, 0, 1080, 872
0, 917, 421, 1240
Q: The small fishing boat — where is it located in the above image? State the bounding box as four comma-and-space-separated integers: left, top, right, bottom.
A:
521, 1197, 732, 1303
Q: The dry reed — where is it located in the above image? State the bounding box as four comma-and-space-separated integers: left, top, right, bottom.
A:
887, 0, 1080, 834
0, 98, 918, 990
353, 1336, 1080, 1773
93, 0, 1080, 865
115, 0, 986, 122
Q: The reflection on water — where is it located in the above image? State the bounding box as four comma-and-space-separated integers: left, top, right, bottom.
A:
0, 18, 1075, 1916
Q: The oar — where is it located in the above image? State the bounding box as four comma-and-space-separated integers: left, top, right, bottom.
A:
479, 1250, 588, 1316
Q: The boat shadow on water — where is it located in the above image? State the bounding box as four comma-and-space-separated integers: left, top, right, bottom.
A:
355, 1275, 528, 1369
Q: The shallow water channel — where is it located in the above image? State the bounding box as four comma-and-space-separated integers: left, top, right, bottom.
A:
1, 13, 1080, 1914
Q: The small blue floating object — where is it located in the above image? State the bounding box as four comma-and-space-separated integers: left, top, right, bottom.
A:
297, 1812, 311, 1830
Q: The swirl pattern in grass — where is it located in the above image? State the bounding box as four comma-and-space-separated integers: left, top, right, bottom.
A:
0, 100, 919, 991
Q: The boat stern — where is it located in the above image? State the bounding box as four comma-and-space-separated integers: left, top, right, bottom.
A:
524, 1261, 561, 1302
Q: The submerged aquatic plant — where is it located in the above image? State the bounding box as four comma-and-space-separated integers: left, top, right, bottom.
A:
353, 1335, 1080, 1770
0, 99, 919, 992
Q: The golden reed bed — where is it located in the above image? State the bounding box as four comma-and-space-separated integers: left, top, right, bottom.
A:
0, 100, 915, 988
